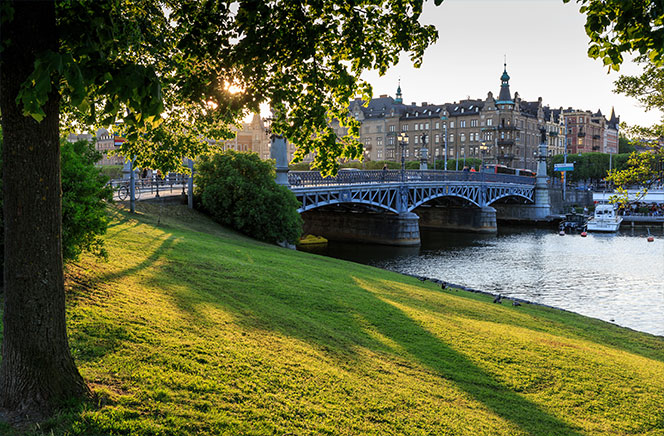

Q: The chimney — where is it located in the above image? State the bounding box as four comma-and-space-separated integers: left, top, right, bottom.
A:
379, 94, 388, 98
412, 102, 417, 106
421, 102, 428, 106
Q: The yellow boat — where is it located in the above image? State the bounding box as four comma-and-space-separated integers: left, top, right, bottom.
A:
297, 234, 328, 246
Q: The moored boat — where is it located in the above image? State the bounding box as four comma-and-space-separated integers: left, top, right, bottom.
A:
586, 204, 622, 232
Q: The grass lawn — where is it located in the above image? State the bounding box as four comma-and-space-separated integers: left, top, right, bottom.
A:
2, 202, 663, 435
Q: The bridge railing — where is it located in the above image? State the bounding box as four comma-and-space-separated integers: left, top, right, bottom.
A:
288, 170, 536, 187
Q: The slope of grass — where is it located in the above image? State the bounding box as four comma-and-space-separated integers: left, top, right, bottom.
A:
3, 203, 664, 435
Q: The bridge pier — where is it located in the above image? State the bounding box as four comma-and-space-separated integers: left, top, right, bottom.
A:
302, 209, 421, 246
416, 205, 497, 233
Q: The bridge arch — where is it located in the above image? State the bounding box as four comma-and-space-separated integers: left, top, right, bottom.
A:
409, 192, 480, 211
486, 192, 534, 206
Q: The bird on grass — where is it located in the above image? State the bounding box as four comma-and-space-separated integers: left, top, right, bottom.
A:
493, 295, 502, 304
512, 301, 521, 307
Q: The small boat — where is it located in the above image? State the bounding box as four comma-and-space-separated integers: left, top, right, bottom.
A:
297, 234, 328, 246
586, 204, 622, 232
558, 212, 587, 233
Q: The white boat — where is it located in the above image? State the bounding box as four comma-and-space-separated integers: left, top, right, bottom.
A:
586, 204, 623, 232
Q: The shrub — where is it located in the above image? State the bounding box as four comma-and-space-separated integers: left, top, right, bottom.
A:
195, 151, 302, 244
0, 139, 112, 282
61, 140, 114, 262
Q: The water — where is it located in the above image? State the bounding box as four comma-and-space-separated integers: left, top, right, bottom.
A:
304, 227, 664, 336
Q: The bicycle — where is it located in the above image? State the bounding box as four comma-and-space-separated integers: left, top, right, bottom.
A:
116, 182, 141, 201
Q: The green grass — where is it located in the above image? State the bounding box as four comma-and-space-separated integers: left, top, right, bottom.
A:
4, 203, 664, 435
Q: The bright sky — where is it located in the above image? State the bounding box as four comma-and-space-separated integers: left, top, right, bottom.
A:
361, 0, 662, 128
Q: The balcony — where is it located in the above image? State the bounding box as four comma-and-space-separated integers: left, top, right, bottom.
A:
592, 146, 600, 151
497, 139, 515, 146
592, 134, 601, 140
577, 132, 585, 138
548, 131, 558, 137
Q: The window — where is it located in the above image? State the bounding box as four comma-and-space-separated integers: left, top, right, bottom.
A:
388, 136, 394, 145
377, 150, 383, 159
450, 121, 455, 128
435, 148, 440, 156
376, 125, 382, 132
425, 123, 429, 130
377, 137, 383, 146
414, 124, 419, 131
470, 119, 478, 127
460, 120, 466, 128
389, 125, 395, 132
406, 149, 410, 158
449, 147, 454, 156
449, 133, 454, 142
365, 138, 371, 145
402, 124, 409, 132
487, 118, 493, 126
387, 149, 395, 159
460, 133, 466, 142
435, 122, 440, 129
435, 134, 440, 143
414, 135, 419, 144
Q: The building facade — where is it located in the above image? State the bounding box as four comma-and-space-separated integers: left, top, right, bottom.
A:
346, 64, 617, 170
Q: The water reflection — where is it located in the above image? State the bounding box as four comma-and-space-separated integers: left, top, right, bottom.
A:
304, 227, 664, 336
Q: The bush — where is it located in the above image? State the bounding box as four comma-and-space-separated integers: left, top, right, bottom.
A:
61, 140, 114, 262
0, 139, 113, 280
195, 151, 302, 244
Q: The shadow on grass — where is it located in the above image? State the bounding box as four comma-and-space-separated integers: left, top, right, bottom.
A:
163, 268, 583, 435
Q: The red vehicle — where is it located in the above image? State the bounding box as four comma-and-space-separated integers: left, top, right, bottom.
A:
481, 164, 535, 177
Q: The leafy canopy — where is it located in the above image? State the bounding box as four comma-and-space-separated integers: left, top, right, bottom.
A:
12, 0, 441, 176
564, 0, 664, 70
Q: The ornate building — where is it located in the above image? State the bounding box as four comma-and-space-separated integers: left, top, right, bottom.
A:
345, 64, 615, 170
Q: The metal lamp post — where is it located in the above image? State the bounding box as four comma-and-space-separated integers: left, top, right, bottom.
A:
441, 115, 448, 171
398, 132, 408, 183
420, 132, 428, 170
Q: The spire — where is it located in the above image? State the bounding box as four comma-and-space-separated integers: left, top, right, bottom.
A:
608, 106, 619, 128
497, 60, 513, 104
395, 79, 403, 104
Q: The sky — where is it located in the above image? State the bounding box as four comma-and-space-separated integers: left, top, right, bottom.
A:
360, 0, 662, 128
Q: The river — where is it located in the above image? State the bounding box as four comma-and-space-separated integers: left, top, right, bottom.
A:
301, 227, 664, 337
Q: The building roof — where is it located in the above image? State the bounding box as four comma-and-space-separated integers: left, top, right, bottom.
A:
497, 63, 513, 104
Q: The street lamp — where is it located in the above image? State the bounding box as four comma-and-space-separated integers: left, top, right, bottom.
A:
398, 132, 409, 183
420, 132, 428, 170
441, 115, 448, 171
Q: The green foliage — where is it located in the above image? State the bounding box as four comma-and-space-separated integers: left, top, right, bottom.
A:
194, 150, 302, 244
548, 153, 631, 183
96, 165, 124, 180
60, 140, 114, 262
607, 149, 664, 207
618, 134, 635, 154
565, 0, 664, 70
0, 138, 112, 268
4, 1, 441, 176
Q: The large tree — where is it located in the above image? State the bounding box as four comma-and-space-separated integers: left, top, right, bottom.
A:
0, 0, 440, 421
567, 0, 664, 199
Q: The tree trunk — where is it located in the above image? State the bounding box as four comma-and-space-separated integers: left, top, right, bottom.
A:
0, 0, 90, 420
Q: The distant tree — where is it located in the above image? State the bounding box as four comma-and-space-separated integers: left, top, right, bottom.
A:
0, 0, 442, 420
618, 134, 635, 154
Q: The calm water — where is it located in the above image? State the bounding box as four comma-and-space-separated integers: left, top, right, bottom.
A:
304, 227, 664, 336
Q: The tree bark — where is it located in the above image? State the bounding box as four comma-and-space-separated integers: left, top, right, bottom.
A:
0, 0, 90, 420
